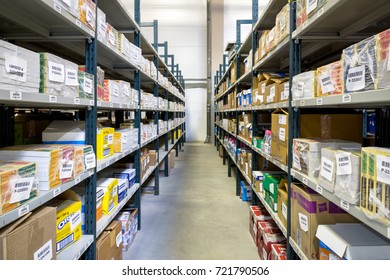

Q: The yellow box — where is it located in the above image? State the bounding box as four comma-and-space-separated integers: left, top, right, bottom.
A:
48, 190, 82, 254
97, 178, 118, 215
174, 130, 182, 139
97, 127, 114, 159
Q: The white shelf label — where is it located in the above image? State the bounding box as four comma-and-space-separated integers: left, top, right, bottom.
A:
283, 102, 287, 107
303, 21, 308, 29
317, 7, 324, 17
292, 100, 296, 107
97, 101, 102, 106
49, 95, 58, 103
74, 98, 80, 105
54, 3, 62, 13
110, 102, 113, 108
320, 157, 334, 182
34, 240, 53, 260
303, 177, 309, 185
76, 19, 82, 28
342, 94, 351, 103
274, 103, 277, 108
89, 100, 94, 106
53, 187, 61, 198
290, 169, 296, 177
10, 91, 22, 100
340, 200, 350, 211
316, 98, 323, 106
89, 170, 94, 176
316, 185, 323, 194
75, 176, 81, 184
9, 177, 34, 203
73, 252, 81, 260
18, 205, 29, 217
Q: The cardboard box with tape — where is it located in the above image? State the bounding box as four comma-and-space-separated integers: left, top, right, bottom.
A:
96, 220, 123, 260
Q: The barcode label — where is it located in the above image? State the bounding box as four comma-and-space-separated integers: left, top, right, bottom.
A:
336, 152, 352, 175
282, 202, 288, 220
316, 98, 323, 106
10, 177, 34, 203
74, 98, 80, 105
49, 95, 57, 103
343, 94, 351, 103
316, 185, 323, 194
292, 101, 296, 107
10, 91, 22, 100
376, 156, 390, 185
34, 240, 53, 260
300, 100, 305, 106
56, 234, 74, 253
318, 7, 324, 17
340, 200, 350, 211
76, 20, 82, 28
303, 177, 308, 185
18, 205, 29, 217
60, 161, 74, 179
283, 102, 287, 107
97, 101, 102, 106
89, 100, 94, 106
75, 176, 81, 184
110, 102, 113, 108
53, 187, 61, 197
116, 232, 123, 247
54, 3, 62, 13
70, 210, 81, 231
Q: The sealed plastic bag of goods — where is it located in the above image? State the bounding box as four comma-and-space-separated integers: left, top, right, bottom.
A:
292, 71, 316, 100
78, 69, 94, 99
0, 40, 40, 93
343, 36, 377, 93
78, 0, 96, 31
97, 8, 107, 44
106, 23, 119, 51
40, 53, 79, 97
376, 28, 390, 89
296, 0, 308, 28
0, 161, 38, 215
316, 60, 342, 96
306, 0, 327, 18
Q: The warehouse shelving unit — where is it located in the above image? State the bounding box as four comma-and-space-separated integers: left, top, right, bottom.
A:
214, 0, 390, 260
0, 0, 185, 260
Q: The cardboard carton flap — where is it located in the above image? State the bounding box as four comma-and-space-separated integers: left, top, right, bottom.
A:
0, 212, 32, 236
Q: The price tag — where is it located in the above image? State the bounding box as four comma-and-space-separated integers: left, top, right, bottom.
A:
75, 176, 81, 184
110, 102, 113, 108
10, 91, 22, 100
316, 98, 323, 106
18, 205, 29, 217
53, 187, 61, 197
54, 3, 62, 13
88, 170, 94, 176
76, 19, 82, 28
317, 7, 324, 17
303, 177, 308, 185
73, 252, 81, 260
292, 101, 296, 107
340, 200, 350, 211
283, 102, 287, 107
342, 94, 351, 103
89, 100, 94, 106
290, 169, 296, 177
74, 98, 80, 105
49, 95, 57, 103
299, 100, 305, 106
316, 185, 323, 194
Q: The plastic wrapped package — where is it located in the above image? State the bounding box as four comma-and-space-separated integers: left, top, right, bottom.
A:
276, 4, 290, 44
119, 34, 131, 58
73, 145, 95, 176
376, 28, 390, 89
78, 0, 96, 31
265, 27, 277, 54
40, 53, 79, 97
343, 35, 377, 93
97, 8, 107, 44
78, 69, 94, 99
129, 43, 142, 68
97, 66, 107, 101
296, 0, 308, 28
0, 161, 39, 215
334, 150, 361, 205
106, 23, 119, 51
114, 129, 133, 153
293, 138, 361, 178
119, 80, 131, 105
0, 40, 40, 93
292, 71, 316, 100
316, 61, 342, 96
55, 0, 79, 18
360, 147, 390, 226
104, 80, 121, 104
306, 0, 327, 18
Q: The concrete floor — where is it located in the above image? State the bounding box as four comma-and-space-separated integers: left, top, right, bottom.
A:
123, 142, 259, 260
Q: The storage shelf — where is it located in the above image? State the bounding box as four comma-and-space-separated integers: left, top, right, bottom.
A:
216, 124, 237, 138
253, 0, 288, 31
236, 70, 252, 85
237, 164, 252, 185
237, 32, 253, 56
0, 90, 93, 109
98, 0, 140, 33
289, 237, 308, 260
292, 90, 390, 109
252, 101, 289, 111
218, 138, 237, 166
253, 36, 289, 71
252, 146, 288, 173
237, 135, 252, 147
57, 235, 94, 260
214, 62, 233, 91
252, 187, 287, 238
290, 169, 390, 239
97, 145, 139, 172
97, 101, 138, 110
0, 168, 94, 228
96, 183, 140, 237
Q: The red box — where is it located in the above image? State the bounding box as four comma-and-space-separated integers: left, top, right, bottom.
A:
271, 243, 287, 260
257, 221, 286, 260
249, 206, 272, 246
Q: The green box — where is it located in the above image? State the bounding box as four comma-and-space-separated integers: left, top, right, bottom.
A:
263, 173, 283, 197
265, 190, 278, 212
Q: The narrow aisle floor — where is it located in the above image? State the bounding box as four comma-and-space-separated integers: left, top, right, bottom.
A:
123, 142, 259, 260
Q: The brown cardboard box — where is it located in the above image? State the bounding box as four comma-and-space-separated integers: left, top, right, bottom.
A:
0, 207, 56, 260
248, 153, 253, 177
169, 150, 176, 169
149, 150, 157, 167
279, 81, 290, 102
271, 109, 289, 165
249, 206, 272, 246
96, 220, 123, 260
258, 31, 269, 61
277, 182, 288, 230
291, 183, 357, 260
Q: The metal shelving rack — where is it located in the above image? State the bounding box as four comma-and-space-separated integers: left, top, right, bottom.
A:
0, 0, 186, 260
214, 0, 390, 260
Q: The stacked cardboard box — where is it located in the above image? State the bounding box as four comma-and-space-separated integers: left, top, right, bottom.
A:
78, 0, 96, 31
257, 220, 286, 260
249, 206, 272, 246
96, 220, 122, 260
116, 209, 138, 252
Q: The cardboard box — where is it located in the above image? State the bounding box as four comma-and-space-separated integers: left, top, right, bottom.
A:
96, 220, 123, 260
265, 79, 287, 104
257, 31, 269, 62
149, 150, 157, 167
279, 81, 290, 102
271, 244, 287, 260
249, 206, 272, 246
97, 178, 118, 215
0, 207, 56, 260
275, 4, 290, 44
360, 147, 390, 225
47, 190, 82, 254
78, 0, 96, 30
240, 181, 252, 201
271, 109, 289, 165
291, 183, 357, 260
257, 221, 284, 260
116, 209, 138, 252
316, 223, 390, 260
277, 181, 288, 230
